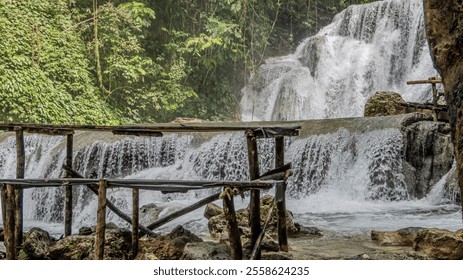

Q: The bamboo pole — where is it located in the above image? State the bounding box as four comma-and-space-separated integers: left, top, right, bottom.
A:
246, 129, 261, 260
132, 188, 139, 259
5, 184, 16, 260
14, 127, 25, 250
274, 137, 288, 252
64, 134, 74, 237
250, 203, 275, 260
62, 165, 155, 236
95, 180, 107, 260
222, 188, 242, 260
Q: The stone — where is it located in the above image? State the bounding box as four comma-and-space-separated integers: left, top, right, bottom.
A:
135, 253, 159, 260
204, 203, 223, 219
364, 92, 406, 117
0, 227, 3, 242
22, 227, 54, 259
371, 227, 425, 246
139, 203, 163, 226
48, 228, 132, 260
78, 226, 93, 236
290, 225, 324, 238
414, 228, 463, 260
139, 225, 203, 260
171, 118, 205, 123
181, 241, 231, 260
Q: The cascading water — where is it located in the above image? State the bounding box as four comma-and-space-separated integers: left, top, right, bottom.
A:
0, 0, 460, 240
240, 0, 438, 121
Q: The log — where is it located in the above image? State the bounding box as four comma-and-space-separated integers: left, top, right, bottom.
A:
222, 189, 242, 260
64, 134, 73, 237
15, 127, 25, 249
147, 192, 221, 230
132, 188, 139, 259
246, 129, 261, 259
250, 202, 275, 260
62, 165, 155, 236
406, 79, 442, 85
274, 137, 288, 252
95, 180, 107, 260
5, 184, 16, 260
1, 185, 6, 231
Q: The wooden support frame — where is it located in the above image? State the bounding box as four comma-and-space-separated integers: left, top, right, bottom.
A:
274, 137, 288, 252
222, 188, 242, 260
64, 134, 74, 237
14, 127, 25, 250
132, 188, 139, 259
5, 184, 16, 260
95, 180, 107, 260
246, 129, 261, 260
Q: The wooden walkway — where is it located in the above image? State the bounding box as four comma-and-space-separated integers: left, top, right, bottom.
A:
0, 122, 300, 260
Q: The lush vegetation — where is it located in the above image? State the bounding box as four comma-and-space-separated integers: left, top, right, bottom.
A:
0, 0, 374, 124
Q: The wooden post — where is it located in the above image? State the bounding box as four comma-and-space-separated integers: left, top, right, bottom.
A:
14, 127, 25, 250
275, 137, 288, 252
132, 188, 139, 259
1, 184, 6, 231
222, 189, 243, 260
5, 184, 16, 260
245, 129, 261, 259
64, 133, 74, 236
95, 180, 107, 260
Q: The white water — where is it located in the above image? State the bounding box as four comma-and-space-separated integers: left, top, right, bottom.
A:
0, 0, 461, 239
241, 0, 438, 121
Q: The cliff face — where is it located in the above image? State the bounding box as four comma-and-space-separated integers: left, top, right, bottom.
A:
424, 0, 463, 209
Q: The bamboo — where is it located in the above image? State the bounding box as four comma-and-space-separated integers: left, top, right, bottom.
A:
132, 188, 139, 259
15, 127, 25, 250
222, 189, 242, 260
95, 180, 107, 260
274, 137, 288, 252
64, 134, 73, 237
250, 203, 275, 260
246, 129, 261, 260
147, 193, 221, 230
5, 184, 15, 260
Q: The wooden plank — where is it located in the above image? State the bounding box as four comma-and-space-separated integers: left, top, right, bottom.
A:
246, 129, 261, 260
222, 189, 242, 260
64, 134, 73, 237
147, 193, 221, 230
62, 166, 155, 236
95, 180, 107, 260
5, 184, 16, 260
132, 188, 139, 259
274, 137, 288, 252
14, 127, 24, 249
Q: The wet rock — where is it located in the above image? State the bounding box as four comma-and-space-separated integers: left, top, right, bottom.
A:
262, 252, 293, 260
139, 225, 203, 260
135, 253, 159, 260
371, 227, 425, 246
0, 227, 3, 242
0, 241, 6, 259
345, 253, 371, 260
204, 203, 223, 219
48, 228, 132, 260
78, 226, 93, 236
139, 203, 163, 226
414, 228, 463, 259
22, 227, 55, 259
290, 225, 324, 238
364, 92, 406, 117
181, 241, 231, 260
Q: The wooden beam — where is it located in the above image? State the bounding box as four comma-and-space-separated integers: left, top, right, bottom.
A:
250, 203, 275, 260
146, 193, 221, 230
222, 189, 242, 260
132, 188, 139, 259
246, 129, 261, 260
64, 134, 73, 237
14, 127, 24, 250
5, 184, 16, 260
112, 129, 163, 137
274, 137, 288, 252
95, 180, 107, 260
1, 184, 6, 232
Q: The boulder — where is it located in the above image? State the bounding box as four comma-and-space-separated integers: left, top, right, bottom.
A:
139, 225, 203, 260
22, 227, 55, 259
48, 228, 132, 260
364, 92, 406, 117
371, 227, 425, 246
78, 226, 93, 236
414, 228, 463, 259
139, 203, 163, 226
204, 203, 223, 219
181, 241, 231, 260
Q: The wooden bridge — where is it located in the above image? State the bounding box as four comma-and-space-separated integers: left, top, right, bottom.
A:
0, 122, 301, 260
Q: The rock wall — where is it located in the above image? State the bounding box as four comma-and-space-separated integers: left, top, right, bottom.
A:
424, 0, 463, 209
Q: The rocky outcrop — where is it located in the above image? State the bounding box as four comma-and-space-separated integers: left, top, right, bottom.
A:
22, 227, 55, 259
414, 228, 463, 259
181, 241, 231, 260
139, 203, 162, 226
371, 227, 425, 246
364, 92, 406, 117
424, 0, 463, 209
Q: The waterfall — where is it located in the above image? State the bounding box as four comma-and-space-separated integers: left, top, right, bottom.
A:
240, 0, 437, 121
